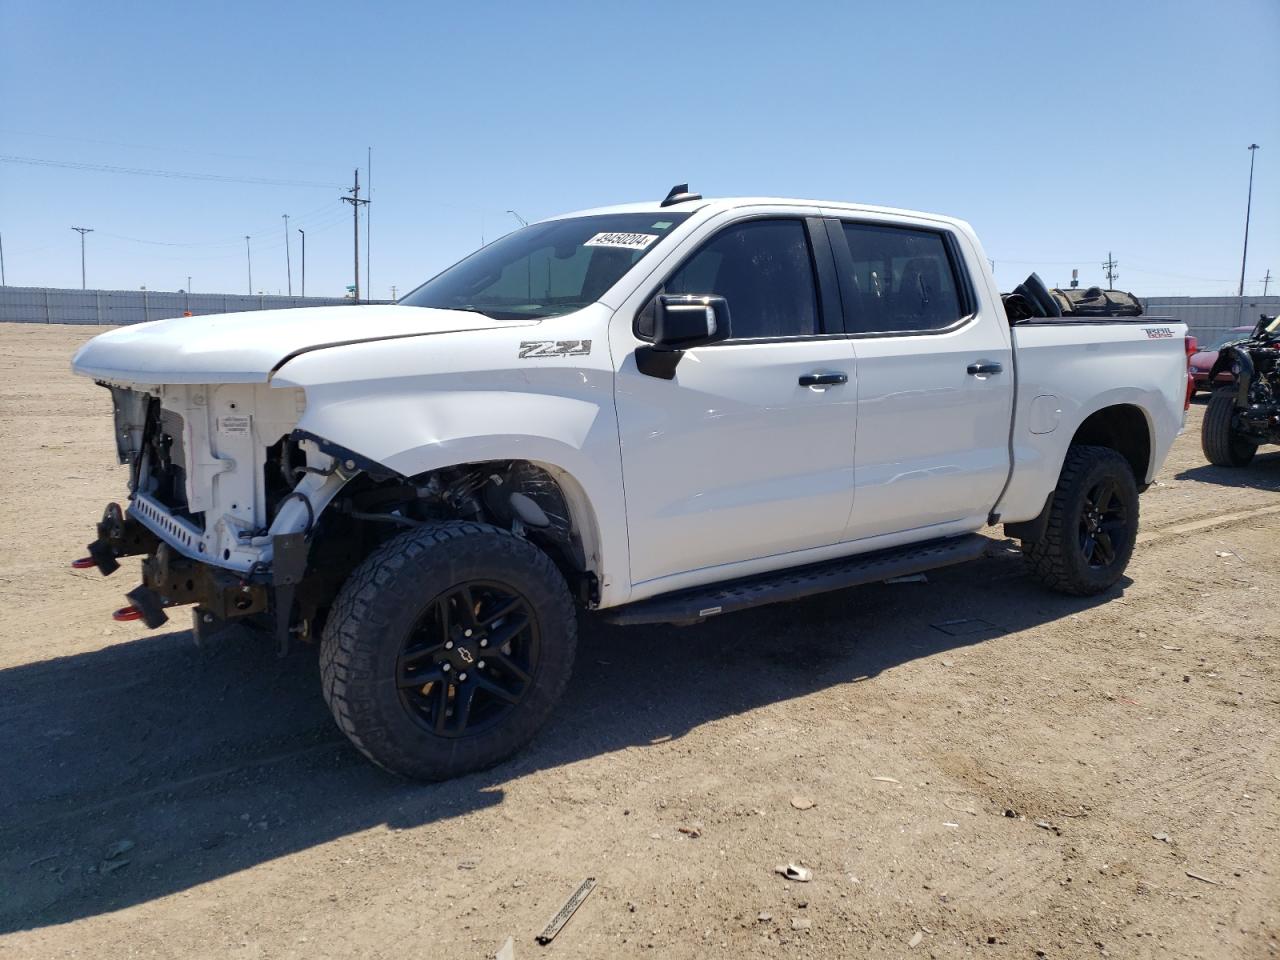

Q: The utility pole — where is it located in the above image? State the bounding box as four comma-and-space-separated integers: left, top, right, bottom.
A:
298, 228, 306, 297
0, 232, 6, 286
245, 235, 253, 294
71, 226, 93, 289
341, 167, 369, 301
1263, 269, 1273, 297
1239, 144, 1260, 296
390, 284, 398, 300
186, 275, 191, 292
366, 147, 372, 303
283, 214, 292, 296
1102, 251, 1119, 289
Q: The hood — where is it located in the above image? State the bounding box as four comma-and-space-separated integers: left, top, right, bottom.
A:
71, 304, 538, 385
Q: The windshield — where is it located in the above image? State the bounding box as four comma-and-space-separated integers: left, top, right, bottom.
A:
400, 212, 691, 319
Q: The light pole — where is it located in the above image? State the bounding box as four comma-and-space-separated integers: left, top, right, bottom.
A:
71, 226, 93, 289
298, 228, 305, 298
186, 275, 191, 293
283, 214, 292, 296
1239, 144, 1260, 297
244, 235, 253, 294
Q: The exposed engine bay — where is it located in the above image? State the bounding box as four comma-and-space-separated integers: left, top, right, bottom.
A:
1209, 313, 1280, 448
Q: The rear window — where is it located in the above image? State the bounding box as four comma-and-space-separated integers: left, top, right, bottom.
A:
838, 223, 968, 334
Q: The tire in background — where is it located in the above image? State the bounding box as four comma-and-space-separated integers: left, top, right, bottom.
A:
1201, 389, 1257, 467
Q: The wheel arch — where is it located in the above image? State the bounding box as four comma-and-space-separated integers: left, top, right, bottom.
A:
1067, 402, 1153, 487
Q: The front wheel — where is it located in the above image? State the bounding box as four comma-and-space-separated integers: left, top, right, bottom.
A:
1022, 445, 1140, 596
320, 521, 577, 780
1201, 389, 1257, 467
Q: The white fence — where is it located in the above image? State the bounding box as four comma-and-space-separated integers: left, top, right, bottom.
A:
0, 286, 389, 325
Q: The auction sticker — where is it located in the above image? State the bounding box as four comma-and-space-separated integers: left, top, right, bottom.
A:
583, 232, 658, 251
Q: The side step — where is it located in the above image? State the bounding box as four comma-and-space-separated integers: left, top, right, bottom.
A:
600, 534, 988, 626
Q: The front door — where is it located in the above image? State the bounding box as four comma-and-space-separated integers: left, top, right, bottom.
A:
613, 217, 857, 588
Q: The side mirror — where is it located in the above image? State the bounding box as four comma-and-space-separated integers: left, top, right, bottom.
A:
652, 294, 731, 350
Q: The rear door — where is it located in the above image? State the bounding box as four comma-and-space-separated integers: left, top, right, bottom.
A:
613, 214, 857, 588
827, 217, 1014, 541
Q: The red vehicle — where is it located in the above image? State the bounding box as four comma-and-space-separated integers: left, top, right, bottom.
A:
1189, 326, 1253, 395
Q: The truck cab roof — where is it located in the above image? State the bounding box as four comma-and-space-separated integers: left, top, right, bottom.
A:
547, 195, 973, 233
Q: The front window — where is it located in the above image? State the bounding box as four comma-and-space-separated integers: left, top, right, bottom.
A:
400, 213, 691, 320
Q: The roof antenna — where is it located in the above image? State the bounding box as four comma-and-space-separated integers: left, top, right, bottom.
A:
661, 183, 702, 207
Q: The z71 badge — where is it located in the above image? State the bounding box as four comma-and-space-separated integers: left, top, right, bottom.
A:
518, 340, 592, 359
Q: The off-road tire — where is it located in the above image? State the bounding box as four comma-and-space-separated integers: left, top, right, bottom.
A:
1022, 445, 1140, 596
1201, 389, 1257, 467
319, 521, 577, 780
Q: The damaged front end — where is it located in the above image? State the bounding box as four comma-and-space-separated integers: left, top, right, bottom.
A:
1209, 315, 1280, 448
77, 381, 349, 650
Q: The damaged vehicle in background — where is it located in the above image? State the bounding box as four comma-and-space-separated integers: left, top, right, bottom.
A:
1201, 314, 1280, 466
70, 186, 1189, 780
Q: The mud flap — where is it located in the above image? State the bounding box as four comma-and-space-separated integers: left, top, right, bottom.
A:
271, 532, 309, 657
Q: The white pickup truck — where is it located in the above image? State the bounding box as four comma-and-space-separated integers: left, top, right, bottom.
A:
72, 186, 1189, 780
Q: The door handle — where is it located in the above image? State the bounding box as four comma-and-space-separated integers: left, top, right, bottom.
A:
966, 361, 1003, 376
799, 372, 848, 386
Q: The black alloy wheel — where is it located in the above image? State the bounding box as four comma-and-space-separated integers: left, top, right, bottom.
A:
396, 581, 539, 738
1078, 477, 1128, 569
320, 521, 577, 781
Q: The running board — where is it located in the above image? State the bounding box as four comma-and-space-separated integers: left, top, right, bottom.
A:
600, 534, 988, 626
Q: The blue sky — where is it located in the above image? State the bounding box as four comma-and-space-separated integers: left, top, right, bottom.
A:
1, 0, 1277, 299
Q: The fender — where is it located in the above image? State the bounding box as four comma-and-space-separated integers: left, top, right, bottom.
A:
996, 385, 1166, 525
269, 317, 631, 606
1210, 344, 1254, 407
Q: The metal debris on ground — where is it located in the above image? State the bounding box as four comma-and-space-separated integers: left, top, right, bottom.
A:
104, 839, 135, 859
790, 796, 816, 810
931, 617, 997, 636
774, 863, 812, 882
535, 877, 596, 945
1185, 870, 1220, 885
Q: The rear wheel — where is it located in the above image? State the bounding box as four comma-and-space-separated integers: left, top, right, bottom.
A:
1201, 389, 1257, 467
320, 521, 577, 780
1023, 445, 1139, 596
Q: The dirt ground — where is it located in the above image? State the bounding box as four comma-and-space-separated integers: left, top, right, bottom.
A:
0, 321, 1276, 960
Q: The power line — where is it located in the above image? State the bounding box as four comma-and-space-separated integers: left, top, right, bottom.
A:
0, 128, 340, 171
0, 154, 342, 189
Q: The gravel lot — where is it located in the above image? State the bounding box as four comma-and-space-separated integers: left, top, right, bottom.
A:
1, 322, 1277, 959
